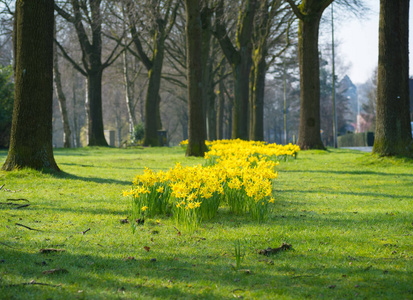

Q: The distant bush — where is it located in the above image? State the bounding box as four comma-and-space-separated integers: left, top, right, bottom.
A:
337, 132, 374, 147
0, 65, 14, 148
131, 123, 144, 144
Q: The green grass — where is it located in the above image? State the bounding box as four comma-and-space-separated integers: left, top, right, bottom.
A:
0, 147, 412, 299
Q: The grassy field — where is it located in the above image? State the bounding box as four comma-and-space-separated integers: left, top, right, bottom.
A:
0, 146, 412, 299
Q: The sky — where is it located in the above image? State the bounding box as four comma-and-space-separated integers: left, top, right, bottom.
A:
332, 0, 413, 85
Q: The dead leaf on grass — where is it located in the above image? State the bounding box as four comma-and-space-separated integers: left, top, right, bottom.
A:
39, 248, 66, 254
258, 243, 292, 255
42, 268, 69, 275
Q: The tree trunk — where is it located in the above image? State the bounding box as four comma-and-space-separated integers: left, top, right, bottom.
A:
373, 0, 412, 156
143, 54, 164, 146
185, 0, 207, 156
201, 5, 213, 139
217, 67, 225, 140
85, 70, 108, 146
72, 71, 80, 147
214, 0, 256, 140
207, 88, 217, 140
53, 27, 72, 148
122, 49, 137, 136
297, 16, 325, 149
2, 0, 59, 171
251, 53, 266, 141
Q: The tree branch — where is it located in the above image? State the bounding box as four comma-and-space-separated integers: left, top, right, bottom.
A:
54, 3, 75, 23
284, 0, 304, 20
54, 39, 87, 76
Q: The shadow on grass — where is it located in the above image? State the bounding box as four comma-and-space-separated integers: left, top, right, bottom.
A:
50, 171, 132, 186
282, 169, 413, 178
277, 188, 413, 200
1, 238, 411, 299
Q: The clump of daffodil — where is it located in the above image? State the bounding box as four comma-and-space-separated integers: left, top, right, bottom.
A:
126, 139, 300, 231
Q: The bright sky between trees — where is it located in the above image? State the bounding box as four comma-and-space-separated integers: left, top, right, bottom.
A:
333, 0, 413, 85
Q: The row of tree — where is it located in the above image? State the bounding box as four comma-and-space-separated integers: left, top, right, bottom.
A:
1, 0, 412, 171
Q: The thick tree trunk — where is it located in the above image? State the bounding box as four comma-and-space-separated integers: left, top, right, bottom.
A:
143, 53, 164, 146
53, 31, 72, 148
373, 0, 412, 156
185, 0, 207, 156
297, 16, 325, 149
2, 0, 59, 171
232, 59, 252, 140
85, 70, 108, 146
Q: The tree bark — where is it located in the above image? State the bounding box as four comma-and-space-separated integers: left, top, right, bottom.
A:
2, 0, 59, 171
373, 0, 412, 156
185, 0, 207, 156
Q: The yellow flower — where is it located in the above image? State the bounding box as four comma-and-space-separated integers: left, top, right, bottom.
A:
122, 189, 132, 197
141, 206, 148, 211
194, 201, 201, 208
176, 203, 181, 208
269, 197, 275, 203
156, 186, 164, 193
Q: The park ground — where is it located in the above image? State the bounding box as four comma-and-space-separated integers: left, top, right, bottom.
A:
0, 146, 412, 299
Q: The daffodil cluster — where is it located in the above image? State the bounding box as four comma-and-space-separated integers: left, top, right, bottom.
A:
125, 139, 300, 231
204, 139, 300, 163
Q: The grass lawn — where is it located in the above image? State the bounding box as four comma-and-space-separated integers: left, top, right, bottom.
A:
0, 146, 412, 299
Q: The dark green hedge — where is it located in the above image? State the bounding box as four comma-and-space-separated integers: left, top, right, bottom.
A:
337, 132, 374, 147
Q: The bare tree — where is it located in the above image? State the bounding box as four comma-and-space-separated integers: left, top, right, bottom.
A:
213, 0, 257, 140
55, 0, 124, 146
125, 0, 179, 146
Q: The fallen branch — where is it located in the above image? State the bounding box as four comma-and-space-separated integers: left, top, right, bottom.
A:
258, 243, 293, 256
2, 279, 61, 288
15, 223, 43, 232
0, 202, 21, 206
3, 188, 22, 193
15, 204, 30, 209
82, 228, 90, 235
6, 198, 29, 202
0, 241, 16, 248
0, 184, 4, 190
